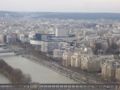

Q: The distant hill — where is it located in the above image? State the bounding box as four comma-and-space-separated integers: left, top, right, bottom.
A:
0, 11, 120, 20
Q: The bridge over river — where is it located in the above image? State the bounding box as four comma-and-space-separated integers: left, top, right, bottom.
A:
0, 83, 120, 90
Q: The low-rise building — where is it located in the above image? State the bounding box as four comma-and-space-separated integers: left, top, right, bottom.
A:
53, 49, 64, 59
6, 33, 18, 44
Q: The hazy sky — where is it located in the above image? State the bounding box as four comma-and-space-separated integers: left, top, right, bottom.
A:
0, 0, 120, 12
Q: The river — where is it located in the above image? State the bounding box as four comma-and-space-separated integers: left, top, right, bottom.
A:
0, 55, 76, 83
0, 74, 10, 84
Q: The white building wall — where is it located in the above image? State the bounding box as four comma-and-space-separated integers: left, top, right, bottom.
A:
55, 28, 69, 37
30, 40, 42, 45
41, 41, 58, 53
53, 49, 64, 58
0, 34, 5, 44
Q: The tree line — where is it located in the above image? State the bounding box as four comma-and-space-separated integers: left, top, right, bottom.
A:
0, 59, 31, 83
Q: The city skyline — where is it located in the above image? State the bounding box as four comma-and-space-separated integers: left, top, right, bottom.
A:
0, 0, 120, 13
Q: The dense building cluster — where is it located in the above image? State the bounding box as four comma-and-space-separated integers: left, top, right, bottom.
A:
0, 17, 120, 82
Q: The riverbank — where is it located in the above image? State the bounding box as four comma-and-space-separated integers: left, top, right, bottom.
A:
23, 53, 104, 84
2, 55, 76, 83
8, 43, 105, 84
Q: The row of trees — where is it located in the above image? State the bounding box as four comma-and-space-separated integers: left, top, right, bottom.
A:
0, 59, 31, 83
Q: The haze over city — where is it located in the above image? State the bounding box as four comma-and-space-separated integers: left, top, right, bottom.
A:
0, 0, 120, 12
0, 0, 120, 90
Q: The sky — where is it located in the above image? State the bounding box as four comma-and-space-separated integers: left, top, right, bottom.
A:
0, 0, 120, 13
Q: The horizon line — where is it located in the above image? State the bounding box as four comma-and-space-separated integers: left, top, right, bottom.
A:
0, 10, 120, 14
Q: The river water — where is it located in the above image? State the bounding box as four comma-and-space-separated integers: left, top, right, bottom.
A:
0, 55, 76, 84
0, 74, 10, 84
